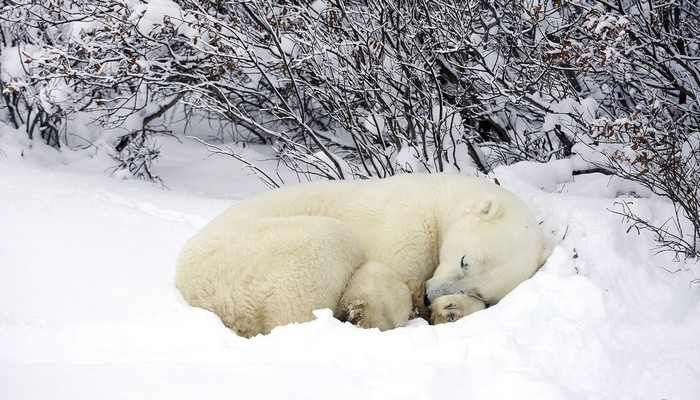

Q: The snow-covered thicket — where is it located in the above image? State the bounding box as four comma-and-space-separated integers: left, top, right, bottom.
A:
557, 0, 700, 257
1, 0, 699, 255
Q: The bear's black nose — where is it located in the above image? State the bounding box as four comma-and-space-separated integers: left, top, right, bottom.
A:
423, 293, 431, 307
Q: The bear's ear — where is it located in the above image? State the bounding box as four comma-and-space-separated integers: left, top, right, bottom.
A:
476, 197, 502, 220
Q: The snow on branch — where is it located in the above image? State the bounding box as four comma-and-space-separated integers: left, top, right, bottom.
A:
1, 0, 698, 256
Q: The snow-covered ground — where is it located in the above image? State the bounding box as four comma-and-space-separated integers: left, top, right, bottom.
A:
1, 132, 700, 399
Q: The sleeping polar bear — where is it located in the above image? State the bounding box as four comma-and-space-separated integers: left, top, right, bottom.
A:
176, 173, 548, 338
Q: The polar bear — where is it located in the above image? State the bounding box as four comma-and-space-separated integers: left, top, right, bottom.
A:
175, 173, 547, 337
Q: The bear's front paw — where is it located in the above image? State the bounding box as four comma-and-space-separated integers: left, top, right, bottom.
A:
429, 294, 486, 325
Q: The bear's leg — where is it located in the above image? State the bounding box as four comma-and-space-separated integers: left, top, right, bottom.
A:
336, 261, 413, 331
429, 294, 486, 325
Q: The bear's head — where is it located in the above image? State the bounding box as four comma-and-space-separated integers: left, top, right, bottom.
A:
425, 196, 547, 307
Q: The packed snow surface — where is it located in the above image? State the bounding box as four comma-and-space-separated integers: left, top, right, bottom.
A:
1, 134, 699, 399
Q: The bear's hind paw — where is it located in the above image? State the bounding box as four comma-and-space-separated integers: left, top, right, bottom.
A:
337, 299, 366, 327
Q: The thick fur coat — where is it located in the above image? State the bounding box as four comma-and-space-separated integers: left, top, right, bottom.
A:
176, 173, 547, 337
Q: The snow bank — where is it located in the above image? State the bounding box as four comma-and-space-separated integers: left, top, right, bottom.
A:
1, 133, 699, 399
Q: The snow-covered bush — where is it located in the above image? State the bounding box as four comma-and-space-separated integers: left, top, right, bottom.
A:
0, 0, 190, 177
1, 0, 584, 180
556, 0, 700, 257
1, 0, 698, 255
186, 0, 586, 177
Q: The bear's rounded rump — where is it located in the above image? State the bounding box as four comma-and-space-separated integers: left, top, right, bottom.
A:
176, 216, 364, 337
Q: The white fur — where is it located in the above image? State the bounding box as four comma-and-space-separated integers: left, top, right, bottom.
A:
175, 173, 547, 337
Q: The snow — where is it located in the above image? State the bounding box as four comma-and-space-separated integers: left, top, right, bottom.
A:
0, 45, 26, 81
540, 96, 598, 133
131, 0, 185, 36
1, 132, 700, 399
